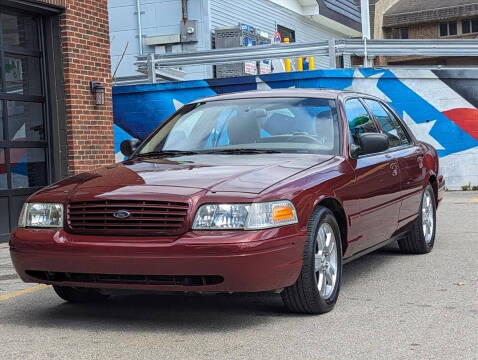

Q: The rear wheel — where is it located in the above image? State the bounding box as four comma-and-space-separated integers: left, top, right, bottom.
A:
398, 184, 436, 254
281, 206, 342, 314
53, 286, 109, 303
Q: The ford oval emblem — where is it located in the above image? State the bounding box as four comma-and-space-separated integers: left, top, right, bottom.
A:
113, 210, 131, 219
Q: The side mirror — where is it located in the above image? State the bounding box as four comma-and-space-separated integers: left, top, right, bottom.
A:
120, 139, 141, 157
356, 133, 389, 156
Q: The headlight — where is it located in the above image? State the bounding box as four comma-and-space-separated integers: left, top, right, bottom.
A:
18, 203, 64, 228
192, 200, 298, 230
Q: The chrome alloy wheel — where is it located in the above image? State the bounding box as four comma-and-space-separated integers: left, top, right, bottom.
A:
422, 189, 434, 244
315, 223, 338, 299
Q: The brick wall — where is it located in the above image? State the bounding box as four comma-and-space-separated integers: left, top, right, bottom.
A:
60, 0, 115, 175
380, 21, 478, 65
382, 23, 438, 39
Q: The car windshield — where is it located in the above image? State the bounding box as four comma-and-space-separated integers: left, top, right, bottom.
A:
138, 97, 340, 155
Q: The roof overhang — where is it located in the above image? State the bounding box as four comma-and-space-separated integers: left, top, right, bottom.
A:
269, 0, 362, 37
1, 0, 64, 13
311, 13, 362, 37
269, 0, 319, 15
383, 3, 478, 27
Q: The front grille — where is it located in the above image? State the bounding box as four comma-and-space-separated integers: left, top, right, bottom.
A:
26, 271, 224, 286
67, 200, 189, 236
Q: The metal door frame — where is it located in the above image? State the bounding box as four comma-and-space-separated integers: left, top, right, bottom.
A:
0, 5, 52, 240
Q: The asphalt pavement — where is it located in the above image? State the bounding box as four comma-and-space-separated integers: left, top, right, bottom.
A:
1, 191, 477, 359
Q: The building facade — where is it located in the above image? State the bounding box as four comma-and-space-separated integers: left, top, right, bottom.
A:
0, 0, 114, 241
108, 0, 362, 81
371, 0, 478, 65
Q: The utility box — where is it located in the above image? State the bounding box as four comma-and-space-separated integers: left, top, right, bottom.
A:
214, 24, 258, 78
180, 20, 198, 43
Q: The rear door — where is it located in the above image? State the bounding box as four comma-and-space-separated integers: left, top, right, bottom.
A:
364, 99, 426, 229
344, 98, 401, 254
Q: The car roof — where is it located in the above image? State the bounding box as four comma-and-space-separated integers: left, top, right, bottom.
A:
190, 88, 377, 104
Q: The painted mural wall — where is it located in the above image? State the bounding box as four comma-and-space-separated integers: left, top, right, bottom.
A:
113, 68, 478, 190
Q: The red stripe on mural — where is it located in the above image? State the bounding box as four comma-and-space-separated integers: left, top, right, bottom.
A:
442, 108, 478, 140
0, 148, 27, 174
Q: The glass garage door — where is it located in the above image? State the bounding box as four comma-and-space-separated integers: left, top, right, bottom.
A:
0, 8, 50, 240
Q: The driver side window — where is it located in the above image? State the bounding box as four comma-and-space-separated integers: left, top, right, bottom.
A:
363, 99, 410, 148
344, 98, 379, 146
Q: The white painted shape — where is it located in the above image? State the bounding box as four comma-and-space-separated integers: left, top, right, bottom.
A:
173, 98, 184, 110
345, 70, 392, 102
12, 124, 26, 140
115, 152, 126, 163
402, 111, 444, 150
256, 77, 272, 91
392, 69, 474, 112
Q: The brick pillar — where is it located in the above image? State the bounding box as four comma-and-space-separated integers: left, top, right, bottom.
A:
60, 0, 114, 175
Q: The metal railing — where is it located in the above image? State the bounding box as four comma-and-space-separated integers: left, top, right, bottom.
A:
336, 39, 478, 57
133, 39, 478, 83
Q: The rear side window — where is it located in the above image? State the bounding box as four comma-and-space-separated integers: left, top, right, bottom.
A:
363, 99, 410, 148
344, 98, 379, 145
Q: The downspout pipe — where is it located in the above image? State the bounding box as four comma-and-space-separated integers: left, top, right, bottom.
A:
360, 0, 370, 66
136, 0, 143, 55
181, 0, 188, 24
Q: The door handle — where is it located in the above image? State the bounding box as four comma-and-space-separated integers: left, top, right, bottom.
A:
390, 162, 399, 177
417, 156, 424, 168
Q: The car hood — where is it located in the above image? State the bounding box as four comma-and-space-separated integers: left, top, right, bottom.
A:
41, 154, 335, 199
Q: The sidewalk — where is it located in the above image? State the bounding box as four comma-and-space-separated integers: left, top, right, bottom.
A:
0, 243, 33, 297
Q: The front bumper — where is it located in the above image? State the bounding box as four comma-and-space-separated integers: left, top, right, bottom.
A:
10, 227, 305, 293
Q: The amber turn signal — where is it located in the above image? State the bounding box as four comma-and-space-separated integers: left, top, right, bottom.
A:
272, 205, 295, 222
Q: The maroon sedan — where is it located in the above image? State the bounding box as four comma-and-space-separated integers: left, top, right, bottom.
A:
10, 89, 445, 314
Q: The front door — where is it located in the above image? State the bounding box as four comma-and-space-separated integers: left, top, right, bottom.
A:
0, 8, 51, 241
344, 98, 401, 254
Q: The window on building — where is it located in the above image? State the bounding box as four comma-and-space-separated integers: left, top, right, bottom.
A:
449, 21, 457, 35
462, 19, 478, 33
473, 19, 478, 33
440, 21, 458, 36
391, 27, 408, 39
277, 25, 295, 43
439, 23, 448, 36
391, 28, 399, 39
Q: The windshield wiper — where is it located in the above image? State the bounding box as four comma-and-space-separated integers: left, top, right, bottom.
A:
202, 148, 281, 154
136, 150, 199, 158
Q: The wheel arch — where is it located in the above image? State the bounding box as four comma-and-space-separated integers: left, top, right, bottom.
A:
317, 197, 348, 255
428, 174, 438, 207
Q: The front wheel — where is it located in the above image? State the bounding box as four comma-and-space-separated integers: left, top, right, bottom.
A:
281, 206, 342, 314
398, 184, 436, 254
53, 286, 109, 303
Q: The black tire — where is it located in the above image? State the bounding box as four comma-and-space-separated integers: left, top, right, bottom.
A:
281, 206, 343, 314
398, 184, 436, 254
53, 286, 109, 303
